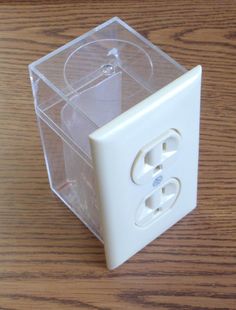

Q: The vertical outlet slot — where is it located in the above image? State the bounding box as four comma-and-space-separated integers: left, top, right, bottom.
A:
162, 142, 167, 152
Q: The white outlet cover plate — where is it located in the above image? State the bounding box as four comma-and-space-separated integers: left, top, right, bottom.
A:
90, 65, 202, 270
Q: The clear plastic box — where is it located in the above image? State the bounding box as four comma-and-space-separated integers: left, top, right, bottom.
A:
29, 17, 186, 243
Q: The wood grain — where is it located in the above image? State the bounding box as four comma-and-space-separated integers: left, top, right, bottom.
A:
0, 0, 236, 309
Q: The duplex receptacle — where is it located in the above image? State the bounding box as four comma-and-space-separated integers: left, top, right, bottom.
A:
132, 129, 181, 227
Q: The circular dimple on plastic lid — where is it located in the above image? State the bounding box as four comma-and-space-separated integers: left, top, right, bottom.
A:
102, 64, 115, 76
63, 39, 153, 96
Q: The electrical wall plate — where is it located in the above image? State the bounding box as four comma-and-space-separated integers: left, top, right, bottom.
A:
90, 65, 202, 270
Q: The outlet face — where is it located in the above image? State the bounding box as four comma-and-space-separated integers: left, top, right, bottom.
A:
132, 129, 181, 184
136, 178, 181, 227
90, 66, 202, 270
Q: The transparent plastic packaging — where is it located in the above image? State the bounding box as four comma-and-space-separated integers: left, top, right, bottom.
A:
29, 17, 186, 242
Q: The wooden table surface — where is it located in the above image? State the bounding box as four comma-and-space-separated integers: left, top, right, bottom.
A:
0, 1, 236, 309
